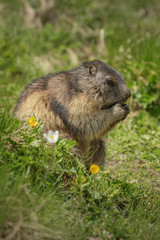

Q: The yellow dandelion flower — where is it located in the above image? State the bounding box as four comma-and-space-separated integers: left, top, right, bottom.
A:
28, 117, 38, 128
90, 164, 100, 174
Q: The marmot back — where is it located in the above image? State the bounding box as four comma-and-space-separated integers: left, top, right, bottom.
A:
14, 60, 131, 167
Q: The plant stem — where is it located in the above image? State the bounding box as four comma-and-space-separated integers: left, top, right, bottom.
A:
94, 175, 96, 198
49, 145, 54, 170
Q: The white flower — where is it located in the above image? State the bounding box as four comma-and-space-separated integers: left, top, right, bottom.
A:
43, 130, 59, 144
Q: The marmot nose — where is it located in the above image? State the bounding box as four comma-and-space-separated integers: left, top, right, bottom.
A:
125, 90, 131, 101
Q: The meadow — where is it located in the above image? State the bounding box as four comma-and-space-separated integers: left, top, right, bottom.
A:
0, 0, 160, 239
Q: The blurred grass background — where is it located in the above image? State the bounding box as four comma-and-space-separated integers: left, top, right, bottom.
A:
0, 0, 160, 239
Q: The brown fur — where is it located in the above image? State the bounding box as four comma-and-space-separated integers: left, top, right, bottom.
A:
14, 60, 131, 167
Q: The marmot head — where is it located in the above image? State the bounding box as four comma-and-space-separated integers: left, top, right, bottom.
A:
73, 60, 131, 109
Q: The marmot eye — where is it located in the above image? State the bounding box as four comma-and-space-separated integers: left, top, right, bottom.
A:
106, 76, 114, 87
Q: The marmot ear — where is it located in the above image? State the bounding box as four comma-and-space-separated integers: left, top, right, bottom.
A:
89, 65, 97, 76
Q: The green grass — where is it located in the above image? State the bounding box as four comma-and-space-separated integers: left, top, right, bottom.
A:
1, 109, 160, 240
0, 0, 160, 239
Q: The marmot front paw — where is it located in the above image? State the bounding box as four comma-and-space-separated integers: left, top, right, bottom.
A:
112, 103, 130, 120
